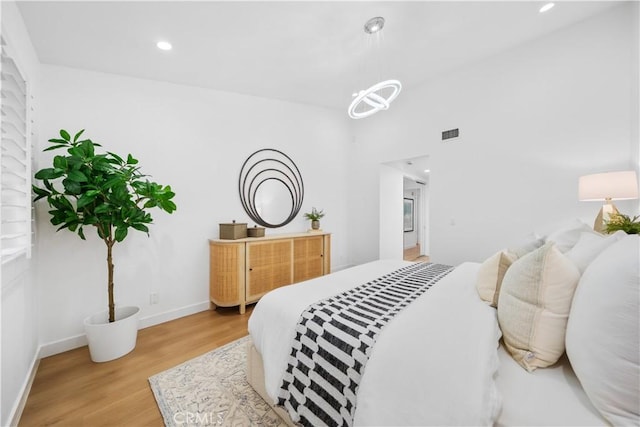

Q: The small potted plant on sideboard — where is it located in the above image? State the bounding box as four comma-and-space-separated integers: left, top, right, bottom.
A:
304, 207, 325, 231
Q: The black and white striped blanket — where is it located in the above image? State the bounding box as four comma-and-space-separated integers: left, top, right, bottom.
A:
276, 262, 453, 427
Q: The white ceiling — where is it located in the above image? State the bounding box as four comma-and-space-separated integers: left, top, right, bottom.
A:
387, 155, 431, 183
17, 1, 619, 110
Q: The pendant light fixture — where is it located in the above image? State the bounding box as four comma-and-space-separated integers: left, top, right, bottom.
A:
348, 16, 402, 120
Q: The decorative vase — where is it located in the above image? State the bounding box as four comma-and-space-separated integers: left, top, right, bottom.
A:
312, 220, 320, 230
84, 306, 140, 363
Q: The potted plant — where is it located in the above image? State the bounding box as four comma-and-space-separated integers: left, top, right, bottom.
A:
604, 212, 640, 234
33, 129, 176, 362
304, 207, 325, 230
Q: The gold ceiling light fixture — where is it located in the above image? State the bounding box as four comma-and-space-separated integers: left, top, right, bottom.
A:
348, 16, 402, 120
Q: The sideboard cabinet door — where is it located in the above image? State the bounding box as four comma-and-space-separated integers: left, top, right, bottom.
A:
209, 242, 244, 310
294, 235, 325, 283
246, 239, 293, 302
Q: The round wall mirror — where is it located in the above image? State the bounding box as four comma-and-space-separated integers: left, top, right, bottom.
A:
238, 149, 304, 228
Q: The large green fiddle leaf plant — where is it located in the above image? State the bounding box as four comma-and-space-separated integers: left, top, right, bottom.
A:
33, 129, 176, 323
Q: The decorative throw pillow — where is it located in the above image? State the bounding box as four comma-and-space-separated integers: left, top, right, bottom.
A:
565, 235, 640, 426
476, 251, 517, 307
498, 242, 580, 371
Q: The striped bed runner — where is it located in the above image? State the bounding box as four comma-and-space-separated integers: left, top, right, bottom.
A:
276, 262, 453, 427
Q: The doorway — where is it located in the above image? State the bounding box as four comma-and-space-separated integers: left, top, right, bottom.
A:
379, 155, 430, 261
403, 178, 428, 261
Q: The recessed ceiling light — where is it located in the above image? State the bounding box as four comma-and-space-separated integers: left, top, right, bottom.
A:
539, 3, 555, 13
156, 41, 172, 51
424, 169, 430, 173
364, 17, 385, 34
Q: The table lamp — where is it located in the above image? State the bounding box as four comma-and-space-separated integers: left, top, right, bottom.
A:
579, 170, 639, 232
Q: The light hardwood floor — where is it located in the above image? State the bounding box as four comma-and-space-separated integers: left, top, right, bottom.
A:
19, 306, 253, 426
403, 244, 429, 262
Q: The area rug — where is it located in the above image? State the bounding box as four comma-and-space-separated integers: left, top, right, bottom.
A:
149, 335, 286, 426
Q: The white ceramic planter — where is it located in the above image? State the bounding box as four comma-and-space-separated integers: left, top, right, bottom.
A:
84, 306, 140, 363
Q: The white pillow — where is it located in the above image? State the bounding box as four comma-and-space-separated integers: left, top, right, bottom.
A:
498, 242, 580, 371
565, 235, 640, 426
564, 230, 625, 274
545, 220, 597, 253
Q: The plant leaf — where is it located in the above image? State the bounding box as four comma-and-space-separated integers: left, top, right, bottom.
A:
107, 151, 124, 164
131, 223, 149, 233
160, 200, 177, 213
77, 193, 98, 208
81, 139, 95, 158
44, 144, 69, 152
115, 226, 128, 242
62, 178, 82, 195
53, 156, 68, 170
60, 129, 71, 141
126, 154, 139, 165
66, 170, 88, 183
94, 203, 111, 214
73, 129, 85, 143
34, 168, 64, 180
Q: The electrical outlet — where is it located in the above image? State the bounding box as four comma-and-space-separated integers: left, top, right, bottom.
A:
150, 292, 159, 304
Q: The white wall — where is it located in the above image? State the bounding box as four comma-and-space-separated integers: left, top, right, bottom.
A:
378, 165, 403, 260
349, 3, 638, 266
0, 2, 41, 426
35, 65, 351, 352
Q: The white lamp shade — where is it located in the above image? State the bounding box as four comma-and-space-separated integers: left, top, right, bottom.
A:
579, 170, 639, 201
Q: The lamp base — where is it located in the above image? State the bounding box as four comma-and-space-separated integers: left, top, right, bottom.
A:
593, 201, 619, 233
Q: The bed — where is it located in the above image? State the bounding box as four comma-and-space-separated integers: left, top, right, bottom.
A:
247, 223, 639, 426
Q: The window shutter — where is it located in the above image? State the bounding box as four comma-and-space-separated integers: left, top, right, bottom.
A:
1, 36, 33, 262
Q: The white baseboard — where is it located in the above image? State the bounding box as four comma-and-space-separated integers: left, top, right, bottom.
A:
138, 300, 210, 329
38, 300, 211, 358
38, 333, 88, 358
7, 352, 40, 427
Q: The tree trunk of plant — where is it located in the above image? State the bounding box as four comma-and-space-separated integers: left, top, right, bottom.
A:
107, 240, 115, 323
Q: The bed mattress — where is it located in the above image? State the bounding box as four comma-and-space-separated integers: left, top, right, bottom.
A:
248, 259, 606, 426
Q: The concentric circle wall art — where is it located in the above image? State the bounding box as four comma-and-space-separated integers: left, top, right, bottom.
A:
238, 148, 304, 228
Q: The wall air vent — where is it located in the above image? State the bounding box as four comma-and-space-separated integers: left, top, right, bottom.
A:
442, 128, 459, 141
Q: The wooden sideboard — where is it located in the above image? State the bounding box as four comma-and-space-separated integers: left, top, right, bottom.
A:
209, 232, 331, 313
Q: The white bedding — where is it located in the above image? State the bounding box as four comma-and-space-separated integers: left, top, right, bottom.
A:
248, 259, 607, 426
248, 260, 502, 426
495, 347, 604, 426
